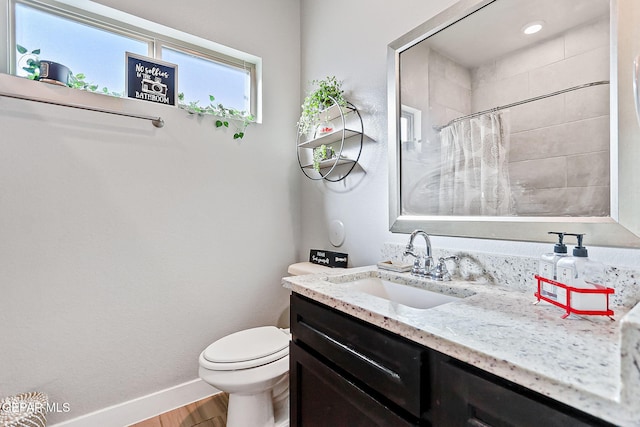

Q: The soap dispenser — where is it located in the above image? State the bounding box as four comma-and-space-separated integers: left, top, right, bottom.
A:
539, 232, 567, 280
556, 233, 607, 312
538, 232, 568, 301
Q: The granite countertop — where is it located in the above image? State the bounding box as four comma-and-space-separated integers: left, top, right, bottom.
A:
283, 265, 640, 427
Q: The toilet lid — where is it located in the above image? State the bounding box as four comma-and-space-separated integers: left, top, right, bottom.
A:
203, 326, 289, 367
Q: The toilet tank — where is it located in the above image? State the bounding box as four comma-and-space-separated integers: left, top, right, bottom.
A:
287, 261, 345, 276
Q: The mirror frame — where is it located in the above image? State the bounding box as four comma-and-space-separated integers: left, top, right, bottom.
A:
387, 0, 640, 247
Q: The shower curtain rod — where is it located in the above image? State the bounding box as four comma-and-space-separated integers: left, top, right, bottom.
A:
434, 80, 609, 131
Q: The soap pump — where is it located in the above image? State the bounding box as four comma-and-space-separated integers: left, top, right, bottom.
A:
556, 233, 608, 312
539, 231, 567, 280
538, 232, 568, 302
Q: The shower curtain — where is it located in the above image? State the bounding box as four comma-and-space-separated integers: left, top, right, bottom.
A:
438, 111, 513, 216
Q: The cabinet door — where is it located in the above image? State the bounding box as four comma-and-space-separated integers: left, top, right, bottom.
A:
290, 342, 419, 427
290, 293, 428, 418
434, 359, 614, 427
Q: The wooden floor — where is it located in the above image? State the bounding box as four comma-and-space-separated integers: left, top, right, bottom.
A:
129, 393, 229, 427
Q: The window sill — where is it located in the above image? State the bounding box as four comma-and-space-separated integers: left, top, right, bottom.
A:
0, 72, 169, 127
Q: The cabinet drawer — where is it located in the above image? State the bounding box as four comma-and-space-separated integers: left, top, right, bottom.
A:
291, 293, 429, 419
290, 342, 419, 427
434, 359, 615, 427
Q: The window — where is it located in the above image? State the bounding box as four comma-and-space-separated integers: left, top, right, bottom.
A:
161, 46, 251, 113
7, 0, 259, 117
400, 105, 422, 143
15, 2, 149, 93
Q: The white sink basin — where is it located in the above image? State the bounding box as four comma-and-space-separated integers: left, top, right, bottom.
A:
345, 276, 461, 309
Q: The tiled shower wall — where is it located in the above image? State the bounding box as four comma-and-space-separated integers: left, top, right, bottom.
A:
471, 16, 610, 216
400, 47, 473, 215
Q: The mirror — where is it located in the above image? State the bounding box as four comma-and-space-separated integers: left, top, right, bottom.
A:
388, 0, 640, 247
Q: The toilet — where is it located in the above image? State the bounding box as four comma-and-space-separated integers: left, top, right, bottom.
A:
199, 326, 291, 427
198, 262, 342, 427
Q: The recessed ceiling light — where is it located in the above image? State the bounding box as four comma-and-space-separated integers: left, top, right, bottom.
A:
522, 21, 544, 35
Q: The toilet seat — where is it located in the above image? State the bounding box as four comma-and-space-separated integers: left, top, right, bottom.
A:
202, 326, 290, 371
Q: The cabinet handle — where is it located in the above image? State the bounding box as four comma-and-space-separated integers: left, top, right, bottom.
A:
299, 320, 401, 380
467, 417, 492, 427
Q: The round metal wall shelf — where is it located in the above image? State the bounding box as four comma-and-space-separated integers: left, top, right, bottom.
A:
296, 99, 363, 182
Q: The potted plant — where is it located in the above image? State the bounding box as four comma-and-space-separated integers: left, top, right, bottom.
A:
298, 76, 347, 136
312, 144, 335, 172
17, 45, 73, 86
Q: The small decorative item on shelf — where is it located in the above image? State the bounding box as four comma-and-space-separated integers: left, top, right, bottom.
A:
309, 249, 348, 268
533, 274, 615, 320
316, 122, 335, 136
38, 60, 72, 86
312, 144, 335, 172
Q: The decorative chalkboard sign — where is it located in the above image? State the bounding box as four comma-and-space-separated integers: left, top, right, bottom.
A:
309, 249, 348, 268
125, 52, 178, 106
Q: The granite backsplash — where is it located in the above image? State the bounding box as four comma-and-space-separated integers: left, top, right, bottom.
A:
381, 243, 640, 309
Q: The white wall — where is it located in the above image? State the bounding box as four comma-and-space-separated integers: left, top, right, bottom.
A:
0, 0, 300, 423
298, 0, 640, 269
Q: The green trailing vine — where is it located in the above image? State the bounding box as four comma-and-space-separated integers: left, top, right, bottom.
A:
15, 44, 254, 139
177, 93, 255, 140
16, 45, 40, 79
298, 76, 347, 136
68, 73, 122, 97
17, 44, 119, 95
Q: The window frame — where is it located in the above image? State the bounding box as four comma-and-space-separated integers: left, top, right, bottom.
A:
2, 0, 261, 121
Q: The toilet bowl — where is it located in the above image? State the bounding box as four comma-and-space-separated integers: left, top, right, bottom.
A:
199, 326, 290, 427
199, 262, 338, 427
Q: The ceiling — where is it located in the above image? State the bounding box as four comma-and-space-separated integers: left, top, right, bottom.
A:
421, 0, 610, 68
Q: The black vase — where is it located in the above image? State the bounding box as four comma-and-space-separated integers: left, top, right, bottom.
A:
37, 60, 71, 86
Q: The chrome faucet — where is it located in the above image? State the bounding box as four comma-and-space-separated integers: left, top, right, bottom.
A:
403, 230, 434, 277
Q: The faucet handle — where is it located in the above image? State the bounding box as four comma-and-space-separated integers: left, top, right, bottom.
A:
411, 257, 425, 276
430, 256, 459, 281
407, 253, 425, 276
403, 246, 424, 276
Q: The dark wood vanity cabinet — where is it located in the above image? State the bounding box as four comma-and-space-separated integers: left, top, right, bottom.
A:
432, 357, 615, 427
290, 293, 431, 426
290, 293, 614, 427
290, 343, 418, 426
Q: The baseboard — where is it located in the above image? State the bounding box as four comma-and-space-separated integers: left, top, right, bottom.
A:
49, 379, 219, 427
